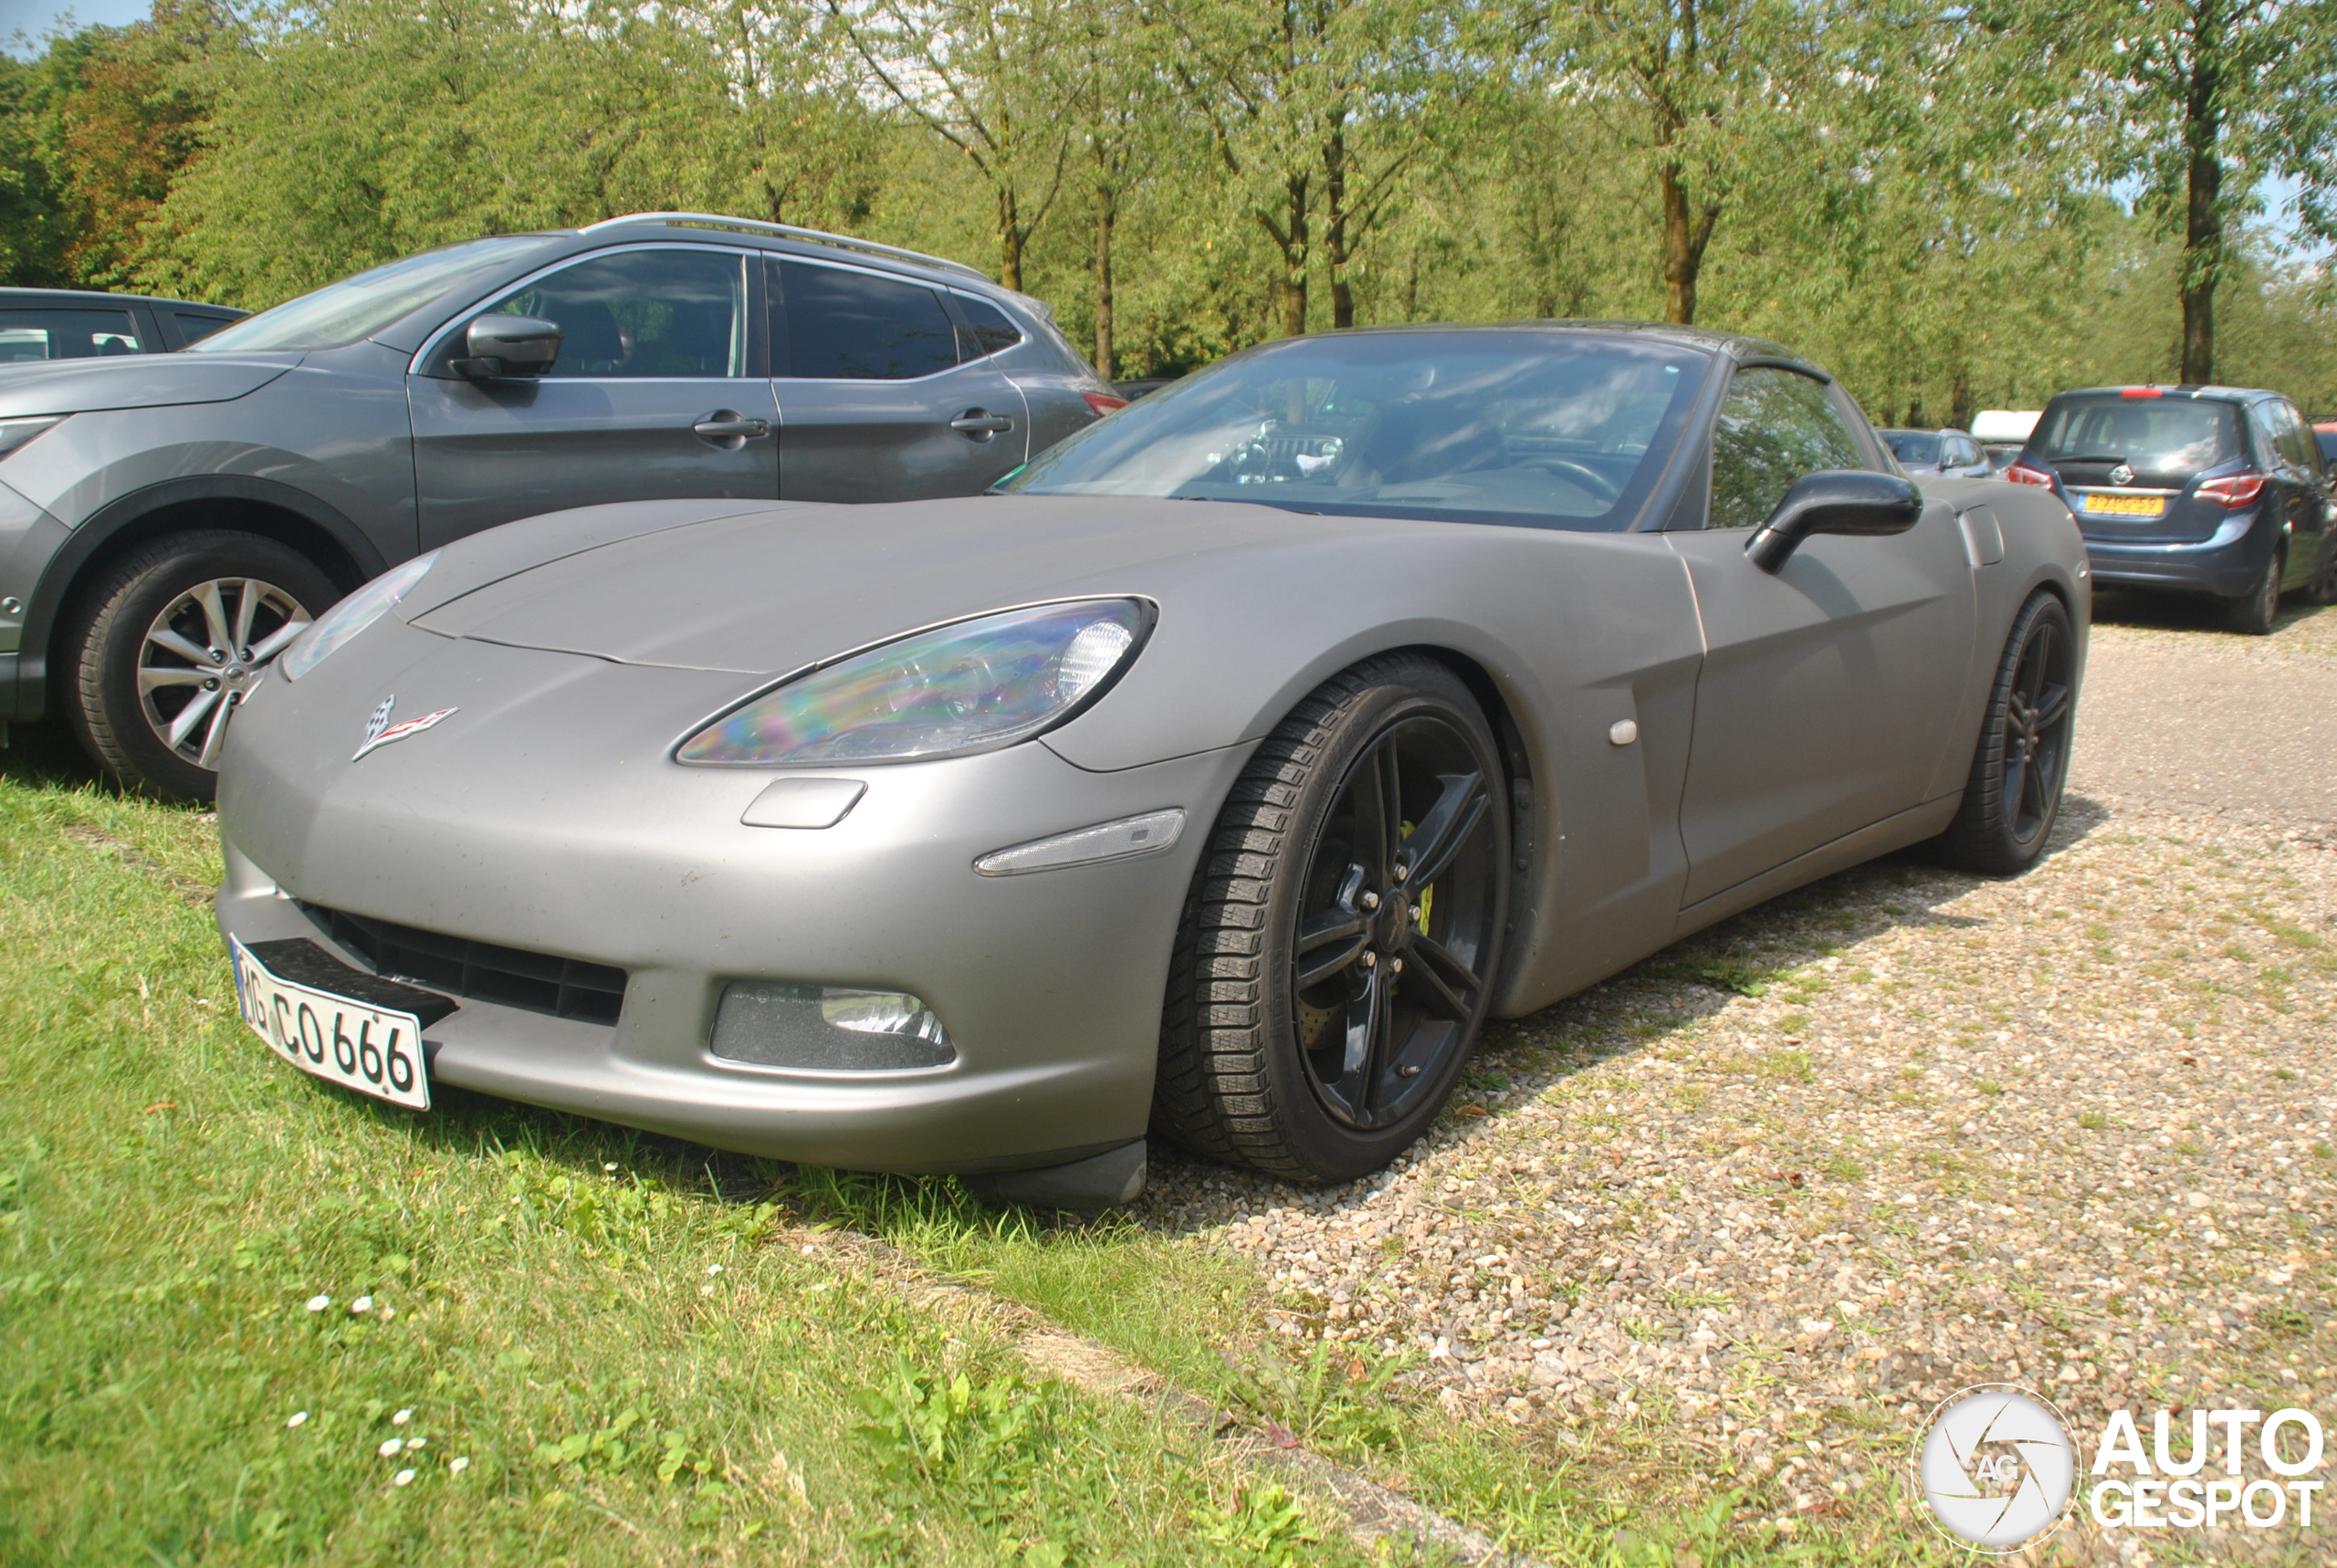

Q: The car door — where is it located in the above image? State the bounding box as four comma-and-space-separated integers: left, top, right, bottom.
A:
410, 245, 778, 549
768, 256, 1030, 502
2265, 399, 2333, 587
1666, 364, 1977, 908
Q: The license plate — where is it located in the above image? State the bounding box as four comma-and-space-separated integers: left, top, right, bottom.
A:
231, 936, 436, 1109
2080, 492, 2166, 517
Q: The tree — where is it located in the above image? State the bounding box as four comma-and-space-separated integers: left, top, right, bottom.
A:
824, 0, 1071, 288
2069, 0, 2337, 382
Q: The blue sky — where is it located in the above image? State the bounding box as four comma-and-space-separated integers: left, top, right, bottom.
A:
3, 0, 147, 52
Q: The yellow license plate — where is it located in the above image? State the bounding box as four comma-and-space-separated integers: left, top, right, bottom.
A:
2081, 492, 2166, 517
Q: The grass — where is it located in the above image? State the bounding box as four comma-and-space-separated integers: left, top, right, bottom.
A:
0, 729, 1961, 1565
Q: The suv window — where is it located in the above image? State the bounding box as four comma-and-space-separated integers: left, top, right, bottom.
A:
954, 296, 1023, 360
482, 248, 749, 378
0, 308, 141, 361
173, 312, 233, 346
774, 260, 959, 380
1709, 367, 1867, 530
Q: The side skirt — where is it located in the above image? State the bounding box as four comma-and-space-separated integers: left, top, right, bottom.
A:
1668, 794, 1963, 944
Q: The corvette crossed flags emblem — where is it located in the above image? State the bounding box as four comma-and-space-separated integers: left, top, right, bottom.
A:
353, 695, 459, 761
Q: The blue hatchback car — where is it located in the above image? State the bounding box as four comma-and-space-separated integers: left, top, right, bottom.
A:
2008, 385, 2336, 633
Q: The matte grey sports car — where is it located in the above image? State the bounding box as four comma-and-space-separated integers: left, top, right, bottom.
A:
213, 324, 2088, 1206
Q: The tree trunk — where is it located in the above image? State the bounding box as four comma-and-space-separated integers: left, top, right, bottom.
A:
998, 185, 1024, 293
2179, 24, 2222, 385
1660, 162, 1718, 325
1258, 172, 1309, 338
1325, 122, 1354, 329
1093, 188, 1116, 378
1950, 367, 1973, 431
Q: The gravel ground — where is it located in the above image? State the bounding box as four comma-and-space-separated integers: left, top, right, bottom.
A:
1135, 618, 2337, 1561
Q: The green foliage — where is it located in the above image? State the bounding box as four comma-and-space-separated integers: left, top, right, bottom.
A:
1199, 1484, 1319, 1566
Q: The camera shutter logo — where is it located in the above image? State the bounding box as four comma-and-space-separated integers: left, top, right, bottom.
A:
1913, 1385, 2077, 1552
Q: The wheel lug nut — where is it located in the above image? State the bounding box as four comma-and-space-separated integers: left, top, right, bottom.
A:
209, 648, 225, 664
1398, 1064, 1420, 1079
1361, 950, 1377, 968
1389, 958, 1404, 975
1394, 865, 1409, 883
202, 678, 219, 691
1361, 891, 1380, 910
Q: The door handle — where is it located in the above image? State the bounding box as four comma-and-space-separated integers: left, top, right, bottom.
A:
949, 410, 1015, 438
693, 413, 771, 442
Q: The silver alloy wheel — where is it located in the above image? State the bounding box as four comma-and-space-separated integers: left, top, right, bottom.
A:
137, 577, 313, 768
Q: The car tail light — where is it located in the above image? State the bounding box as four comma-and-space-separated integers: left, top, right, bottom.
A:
2120, 387, 2164, 399
2196, 473, 2266, 508
2007, 461, 2056, 489
1082, 392, 1128, 417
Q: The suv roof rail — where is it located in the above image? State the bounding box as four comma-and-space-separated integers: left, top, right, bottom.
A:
582, 212, 993, 284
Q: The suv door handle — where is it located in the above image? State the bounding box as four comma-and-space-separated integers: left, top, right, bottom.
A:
950, 410, 1015, 437
693, 413, 771, 443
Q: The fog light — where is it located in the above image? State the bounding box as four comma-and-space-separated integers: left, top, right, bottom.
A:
710, 983, 954, 1071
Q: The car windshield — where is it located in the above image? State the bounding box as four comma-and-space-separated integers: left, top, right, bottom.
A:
193, 236, 552, 353
1881, 431, 1940, 465
1000, 331, 1707, 531
2031, 395, 2241, 473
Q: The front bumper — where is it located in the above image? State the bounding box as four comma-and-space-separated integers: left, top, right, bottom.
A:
215, 654, 1252, 1171
2081, 509, 2268, 598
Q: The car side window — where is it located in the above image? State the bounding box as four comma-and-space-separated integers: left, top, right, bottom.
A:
0, 308, 141, 361
1707, 366, 1868, 530
173, 311, 233, 346
2278, 402, 2322, 475
481, 248, 749, 378
774, 259, 959, 381
953, 296, 1024, 361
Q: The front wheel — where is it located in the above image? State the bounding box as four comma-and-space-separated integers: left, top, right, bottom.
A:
1935, 591, 2077, 875
1152, 654, 1511, 1183
59, 529, 335, 801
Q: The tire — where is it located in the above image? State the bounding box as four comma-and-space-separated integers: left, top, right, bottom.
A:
2223, 546, 2281, 634
1152, 654, 1511, 1183
59, 530, 337, 802
1935, 591, 2077, 876
2297, 544, 2337, 607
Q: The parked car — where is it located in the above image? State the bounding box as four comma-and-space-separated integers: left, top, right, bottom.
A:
1972, 409, 2041, 473
0, 287, 246, 364
215, 323, 2085, 1205
2007, 385, 2336, 633
1880, 426, 1994, 478
0, 214, 1112, 800
2315, 418, 2336, 465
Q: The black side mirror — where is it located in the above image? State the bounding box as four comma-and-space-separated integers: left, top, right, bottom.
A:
1745, 470, 1923, 573
453, 316, 562, 380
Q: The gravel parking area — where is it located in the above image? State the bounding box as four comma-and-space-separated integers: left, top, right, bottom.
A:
1137, 615, 2337, 1558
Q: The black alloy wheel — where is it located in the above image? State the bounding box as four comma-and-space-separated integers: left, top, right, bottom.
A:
1936, 591, 2077, 875
1154, 654, 1511, 1182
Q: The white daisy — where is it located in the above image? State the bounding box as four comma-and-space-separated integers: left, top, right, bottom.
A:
305, 1294, 330, 1312
350, 1295, 373, 1314
378, 1438, 402, 1458
286, 1411, 309, 1428
448, 1456, 470, 1473
393, 1469, 415, 1487
392, 1408, 413, 1426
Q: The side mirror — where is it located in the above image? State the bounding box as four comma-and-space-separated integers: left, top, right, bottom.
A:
1745, 470, 1923, 573
453, 315, 561, 380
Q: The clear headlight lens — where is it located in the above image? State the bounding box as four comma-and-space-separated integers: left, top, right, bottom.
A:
677, 598, 1148, 766
278, 550, 439, 682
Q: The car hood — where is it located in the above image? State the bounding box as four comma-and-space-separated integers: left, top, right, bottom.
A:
408, 494, 1431, 676
0, 351, 301, 417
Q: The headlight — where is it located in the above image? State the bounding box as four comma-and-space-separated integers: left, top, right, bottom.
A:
278, 551, 439, 682
677, 598, 1148, 766
0, 415, 64, 463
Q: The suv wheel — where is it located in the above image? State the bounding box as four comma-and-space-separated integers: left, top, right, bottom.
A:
61, 530, 335, 801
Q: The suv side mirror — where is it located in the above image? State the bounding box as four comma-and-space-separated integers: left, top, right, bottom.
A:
454, 316, 562, 380
1745, 470, 1923, 573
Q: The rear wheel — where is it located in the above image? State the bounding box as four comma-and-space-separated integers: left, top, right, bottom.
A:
2296, 543, 2337, 607
60, 530, 334, 801
1153, 654, 1510, 1183
2224, 547, 2281, 634
1935, 591, 2076, 875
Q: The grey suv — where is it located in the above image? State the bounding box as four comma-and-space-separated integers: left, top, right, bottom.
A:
0, 214, 1114, 798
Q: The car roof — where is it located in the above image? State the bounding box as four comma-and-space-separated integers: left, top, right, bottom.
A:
555, 214, 1033, 308
0, 287, 244, 315
2049, 384, 2277, 406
